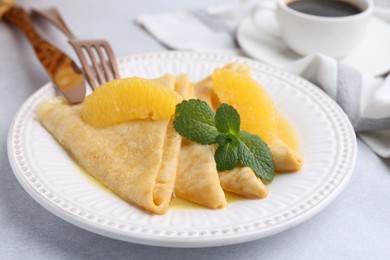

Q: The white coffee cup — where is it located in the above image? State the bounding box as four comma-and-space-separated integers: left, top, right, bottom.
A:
251, 0, 373, 58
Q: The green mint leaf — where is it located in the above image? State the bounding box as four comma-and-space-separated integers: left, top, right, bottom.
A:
215, 133, 240, 146
173, 99, 219, 144
215, 103, 240, 134
237, 131, 274, 182
215, 140, 239, 172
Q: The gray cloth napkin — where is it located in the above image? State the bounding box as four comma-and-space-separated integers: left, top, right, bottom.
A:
135, 0, 390, 157
287, 54, 390, 157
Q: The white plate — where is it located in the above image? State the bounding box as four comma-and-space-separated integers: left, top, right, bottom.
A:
237, 15, 390, 76
7, 51, 356, 248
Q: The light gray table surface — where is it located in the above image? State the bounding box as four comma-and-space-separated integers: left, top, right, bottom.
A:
1, 0, 390, 259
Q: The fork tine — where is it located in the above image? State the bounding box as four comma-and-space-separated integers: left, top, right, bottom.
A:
94, 44, 113, 82
100, 41, 120, 80
84, 44, 106, 86
69, 39, 119, 90
68, 39, 98, 90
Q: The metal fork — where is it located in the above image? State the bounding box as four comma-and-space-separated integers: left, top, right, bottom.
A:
2, 4, 86, 104
32, 8, 120, 90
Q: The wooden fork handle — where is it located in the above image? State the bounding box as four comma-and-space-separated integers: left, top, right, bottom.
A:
4, 6, 66, 76
3, 6, 86, 103
32, 7, 75, 39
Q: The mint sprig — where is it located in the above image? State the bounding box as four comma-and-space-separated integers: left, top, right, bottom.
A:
173, 99, 274, 182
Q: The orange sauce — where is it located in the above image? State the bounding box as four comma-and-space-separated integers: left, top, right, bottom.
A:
169, 197, 204, 210
76, 166, 115, 195
276, 112, 301, 154
170, 192, 245, 210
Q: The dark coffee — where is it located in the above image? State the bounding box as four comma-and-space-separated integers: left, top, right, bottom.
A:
287, 0, 362, 17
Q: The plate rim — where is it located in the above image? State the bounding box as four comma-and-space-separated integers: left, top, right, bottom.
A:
7, 51, 357, 247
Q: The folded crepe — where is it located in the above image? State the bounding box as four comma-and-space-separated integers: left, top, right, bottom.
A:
219, 167, 268, 199
37, 75, 183, 214
268, 136, 302, 172
190, 77, 268, 201
175, 139, 226, 208
173, 75, 227, 209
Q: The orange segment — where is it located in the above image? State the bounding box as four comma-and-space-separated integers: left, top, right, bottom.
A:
211, 63, 277, 142
81, 77, 182, 127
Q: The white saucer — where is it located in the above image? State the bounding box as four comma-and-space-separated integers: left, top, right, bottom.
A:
237, 15, 390, 76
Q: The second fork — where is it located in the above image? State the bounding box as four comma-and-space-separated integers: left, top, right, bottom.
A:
33, 8, 120, 90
